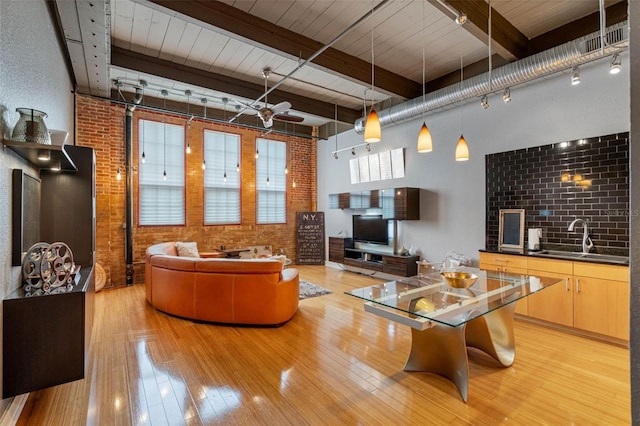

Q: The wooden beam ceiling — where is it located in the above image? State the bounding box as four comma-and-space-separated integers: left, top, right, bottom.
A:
528, 0, 628, 55
145, 0, 421, 100
111, 46, 363, 125
426, 0, 628, 93
427, 0, 528, 61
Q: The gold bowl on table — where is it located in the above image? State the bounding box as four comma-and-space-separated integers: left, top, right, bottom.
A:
440, 271, 478, 289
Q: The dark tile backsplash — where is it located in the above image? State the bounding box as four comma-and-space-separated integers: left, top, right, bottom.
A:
486, 132, 629, 255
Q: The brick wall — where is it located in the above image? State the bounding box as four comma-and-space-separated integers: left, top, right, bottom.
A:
76, 95, 317, 287
486, 132, 629, 254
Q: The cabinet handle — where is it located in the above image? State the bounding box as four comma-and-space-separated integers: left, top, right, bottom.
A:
494, 258, 509, 263
575, 278, 580, 294
565, 277, 569, 292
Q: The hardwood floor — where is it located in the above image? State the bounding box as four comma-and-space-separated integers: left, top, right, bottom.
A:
17, 266, 630, 425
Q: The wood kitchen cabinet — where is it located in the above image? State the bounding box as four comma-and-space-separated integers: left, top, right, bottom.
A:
478, 252, 528, 315
573, 262, 629, 340
527, 258, 573, 327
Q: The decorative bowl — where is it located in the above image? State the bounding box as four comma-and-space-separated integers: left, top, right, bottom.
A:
440, 271, 478, 289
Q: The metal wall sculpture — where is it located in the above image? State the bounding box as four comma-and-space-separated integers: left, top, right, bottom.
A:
22, 242, 76, 295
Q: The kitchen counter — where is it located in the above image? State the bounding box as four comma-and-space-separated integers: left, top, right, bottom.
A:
480, 247, 629, 266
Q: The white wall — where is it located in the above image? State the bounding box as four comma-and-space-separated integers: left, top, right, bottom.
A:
318, 56, 629, 265
0, 0, 75, 411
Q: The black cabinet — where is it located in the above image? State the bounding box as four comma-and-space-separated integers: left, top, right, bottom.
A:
3, 145, 96, 397
331, 244, 419, 277
3, 267, 95, 398
329, 187, 419, 220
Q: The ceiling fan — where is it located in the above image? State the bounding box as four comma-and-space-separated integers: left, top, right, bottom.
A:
234, 68, 304, 128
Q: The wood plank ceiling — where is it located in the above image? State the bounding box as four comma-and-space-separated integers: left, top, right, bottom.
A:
56, 0, 627, 137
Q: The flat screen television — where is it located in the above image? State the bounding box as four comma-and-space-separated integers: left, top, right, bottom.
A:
352, 215, 388, 245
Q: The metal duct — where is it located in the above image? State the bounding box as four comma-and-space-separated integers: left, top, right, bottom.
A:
354, 21, 628, 133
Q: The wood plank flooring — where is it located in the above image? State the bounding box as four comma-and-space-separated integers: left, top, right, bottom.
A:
17, 266, 630, 425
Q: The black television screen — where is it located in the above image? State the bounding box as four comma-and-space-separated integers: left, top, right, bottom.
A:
352, 215, 388, 245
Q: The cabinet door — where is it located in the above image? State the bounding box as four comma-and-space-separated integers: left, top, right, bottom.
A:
573, 276, 629, 340
527, 270, 573, 327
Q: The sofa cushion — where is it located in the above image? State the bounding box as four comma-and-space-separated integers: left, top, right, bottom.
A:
176, 241, 200, 258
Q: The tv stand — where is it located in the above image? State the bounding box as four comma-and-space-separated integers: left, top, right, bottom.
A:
328, 237, 419, 277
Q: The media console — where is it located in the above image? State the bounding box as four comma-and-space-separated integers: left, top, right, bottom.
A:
328, 237, 419, 277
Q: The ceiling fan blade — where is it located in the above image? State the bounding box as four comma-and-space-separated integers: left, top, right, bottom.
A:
274, 113, 304, 123
271, 101, 291, 115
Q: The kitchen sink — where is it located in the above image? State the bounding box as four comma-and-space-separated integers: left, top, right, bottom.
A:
531, 250, 629, 265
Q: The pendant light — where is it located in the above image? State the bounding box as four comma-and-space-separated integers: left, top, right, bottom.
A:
266, 140, 270, 186
185, 90, 192, 154
201, 97, 207, 170
364, 0, 381, 143
291, 124, 296, 188
417, 0, 432, 153
284, 122, 289, 175
140, 80, 147, 164
162, 90, 168, 180
455, 37, 469, 162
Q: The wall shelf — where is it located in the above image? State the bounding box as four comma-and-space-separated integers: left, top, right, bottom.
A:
2, 138, 77, 171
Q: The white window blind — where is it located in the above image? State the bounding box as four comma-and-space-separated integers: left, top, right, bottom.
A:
256, 138, 286, 224
138, 119, 185, 225
204, 130, 241, 224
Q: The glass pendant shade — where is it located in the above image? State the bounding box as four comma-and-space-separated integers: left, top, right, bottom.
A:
455, 134, 470, 161
417, 122, 433, 153
364, 109, 381, 143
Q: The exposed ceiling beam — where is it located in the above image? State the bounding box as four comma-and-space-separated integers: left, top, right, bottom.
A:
111, 47, 362, 124
426, 0, 628, 93
428, 0, 528, 60
142, 0, 421, 100
528, 0, 628, 55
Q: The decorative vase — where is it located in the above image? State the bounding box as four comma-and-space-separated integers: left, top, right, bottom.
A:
11, 108, 51, 144
408, 245, 417, 256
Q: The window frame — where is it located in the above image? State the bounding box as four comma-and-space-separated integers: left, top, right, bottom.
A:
255, 137, 288, 225
203, 128, 242, 226
137, 118, 186, 227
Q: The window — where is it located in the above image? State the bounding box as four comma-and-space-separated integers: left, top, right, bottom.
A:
138, 119, 185, 225
203, 130, 241, 224
256, 138, 286, 224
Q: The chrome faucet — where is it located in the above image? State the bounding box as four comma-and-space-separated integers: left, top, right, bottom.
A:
568, 218, 594, 253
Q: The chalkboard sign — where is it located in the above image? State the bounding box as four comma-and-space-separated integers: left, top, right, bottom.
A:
296, 212, 325, 265
499, 209, 525, 251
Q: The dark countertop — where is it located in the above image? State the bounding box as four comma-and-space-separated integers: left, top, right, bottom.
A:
480, 246, 629, 266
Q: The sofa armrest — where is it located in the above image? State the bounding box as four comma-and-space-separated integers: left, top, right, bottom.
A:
200, 251, 224, 258
281, 267, 299, 283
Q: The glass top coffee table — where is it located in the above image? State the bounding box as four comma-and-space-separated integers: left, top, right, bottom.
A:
346, 267, 562, 402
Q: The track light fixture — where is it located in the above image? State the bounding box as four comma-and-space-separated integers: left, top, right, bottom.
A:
503, 88, 511, 103
351, 147, 356, 156
455, 13, 467, 25
571, 66, 581, 85
334, 152, 338, 160
480, 95, 489, 110
366, 143, 371, 152
610, 53, 621, 74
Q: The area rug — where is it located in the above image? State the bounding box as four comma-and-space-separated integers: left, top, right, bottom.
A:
299, 280, 332, 300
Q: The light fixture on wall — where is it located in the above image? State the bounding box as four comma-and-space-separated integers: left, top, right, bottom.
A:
417, 0, 433, 154
363, 0, 381, 143
162, 89, 168, 181
37, 149, 51, 161
503, 87, 511, 103
185, 90, 192, 154
610, 53, 621, 74
571, 66, 581, 85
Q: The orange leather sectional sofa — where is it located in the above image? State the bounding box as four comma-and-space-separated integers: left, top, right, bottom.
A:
145, 242, 299, 326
